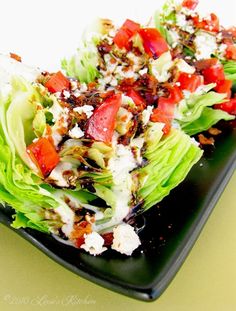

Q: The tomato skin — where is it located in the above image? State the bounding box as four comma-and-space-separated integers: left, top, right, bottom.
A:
192, 13, 220, 32
182, 0, 199, 9
139, 28, 169, 58
113, 19, 140, 50
126, 89, 146, 110
202, 64, 225, 84
150, 107, 172, 135
177, 72, 204, 92
86, 93, 122, 143
214, 79, 232, 98
214, 98, 236, 115
45, 71, 70, 93
27, 137, 60, 176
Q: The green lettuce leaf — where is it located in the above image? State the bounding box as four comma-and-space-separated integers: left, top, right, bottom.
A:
222, 60, 236, 84
175, 90, 234, 135
136, 127, 203, 210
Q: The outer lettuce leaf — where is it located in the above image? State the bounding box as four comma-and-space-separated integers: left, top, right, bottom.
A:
135, 125, 203, 210
61, 40, 100, 83
175, 91, 234, 135
222, 60, 236, 84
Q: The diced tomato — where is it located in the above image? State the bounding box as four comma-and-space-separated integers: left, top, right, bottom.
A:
225, 44, 236, 60
150, 107, 172, 134
27, 137, 60, 176
202, 64, 225, 84
86, 93, 122, 143
126, 89, 146, 110
214, 79, 232, 98
166, 84, 183, 103
192, 13, 220, 32
10, 52, 21, 62
194, 58, 218, 71
113, 19, 140, 50
139, 28, 169, 58
177, 72, 204, 92
157, 97, 175, 118
214, 98, 236, 115
182, 0, 199, 10
113, 28, 131, 50
45, 71, 70, 93
122, 19, 140, 37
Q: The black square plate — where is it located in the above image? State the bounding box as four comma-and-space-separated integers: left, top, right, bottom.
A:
0, 123, 235, 301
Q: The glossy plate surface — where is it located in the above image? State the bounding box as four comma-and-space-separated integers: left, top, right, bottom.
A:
0, 123, 235, 301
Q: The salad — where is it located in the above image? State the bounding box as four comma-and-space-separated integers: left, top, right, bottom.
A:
0, 0, 235, 256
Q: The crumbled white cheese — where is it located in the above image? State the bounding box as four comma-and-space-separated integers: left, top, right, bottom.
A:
68, 124, 84, 139
142, 105, 154, 126
80, 82, 88, 92
81, 232, 107, 255
73, 105, 94, 118
111, 224, 141, 256
176, 13, 187, 27
139, 67, 148, 75
55, 203, 75, 237
175, 59, 195, 74
63, 90, 70, 98
194, 32, 217, 60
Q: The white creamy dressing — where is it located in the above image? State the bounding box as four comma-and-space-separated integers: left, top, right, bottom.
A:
48, 162, 73, 187
94, 140, 138, 231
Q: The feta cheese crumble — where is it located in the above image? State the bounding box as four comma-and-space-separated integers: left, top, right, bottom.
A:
81, 232, 107, 255
68, 124, 84, 139
73, 105, 94, 118
194, 32, 217, 60
111, 224, 141, 256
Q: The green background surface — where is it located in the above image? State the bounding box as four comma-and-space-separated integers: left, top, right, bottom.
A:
0, 172, 235, 311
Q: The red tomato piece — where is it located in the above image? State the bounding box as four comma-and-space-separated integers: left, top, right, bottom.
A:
194, 58, 218, 71
192, 13, 220, 32
214, 98, 236, 115
86, 93, 122, 143
113, 19, 140, 50
157, 97, 175, 118
113, 28, 131, 50
139, 28, 169, 58
177, 72, 204, 92
214, 79, 232, 98
45, 71, 70, 93
182, 0, 199, 10
27, 137, 60, 176
126, 89, 146, 110
167, 85, 183, 103
202, 64, 225, 84
122, 19, 140, 37
150, 107, 172, 134
225, 44, 236, 60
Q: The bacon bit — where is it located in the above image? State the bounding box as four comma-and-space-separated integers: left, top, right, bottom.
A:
10, 52, 22, 62
70, 220, 92, 248
198, 134, 215, 145
208, 127, 222, 135
101, 232, 114, 246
